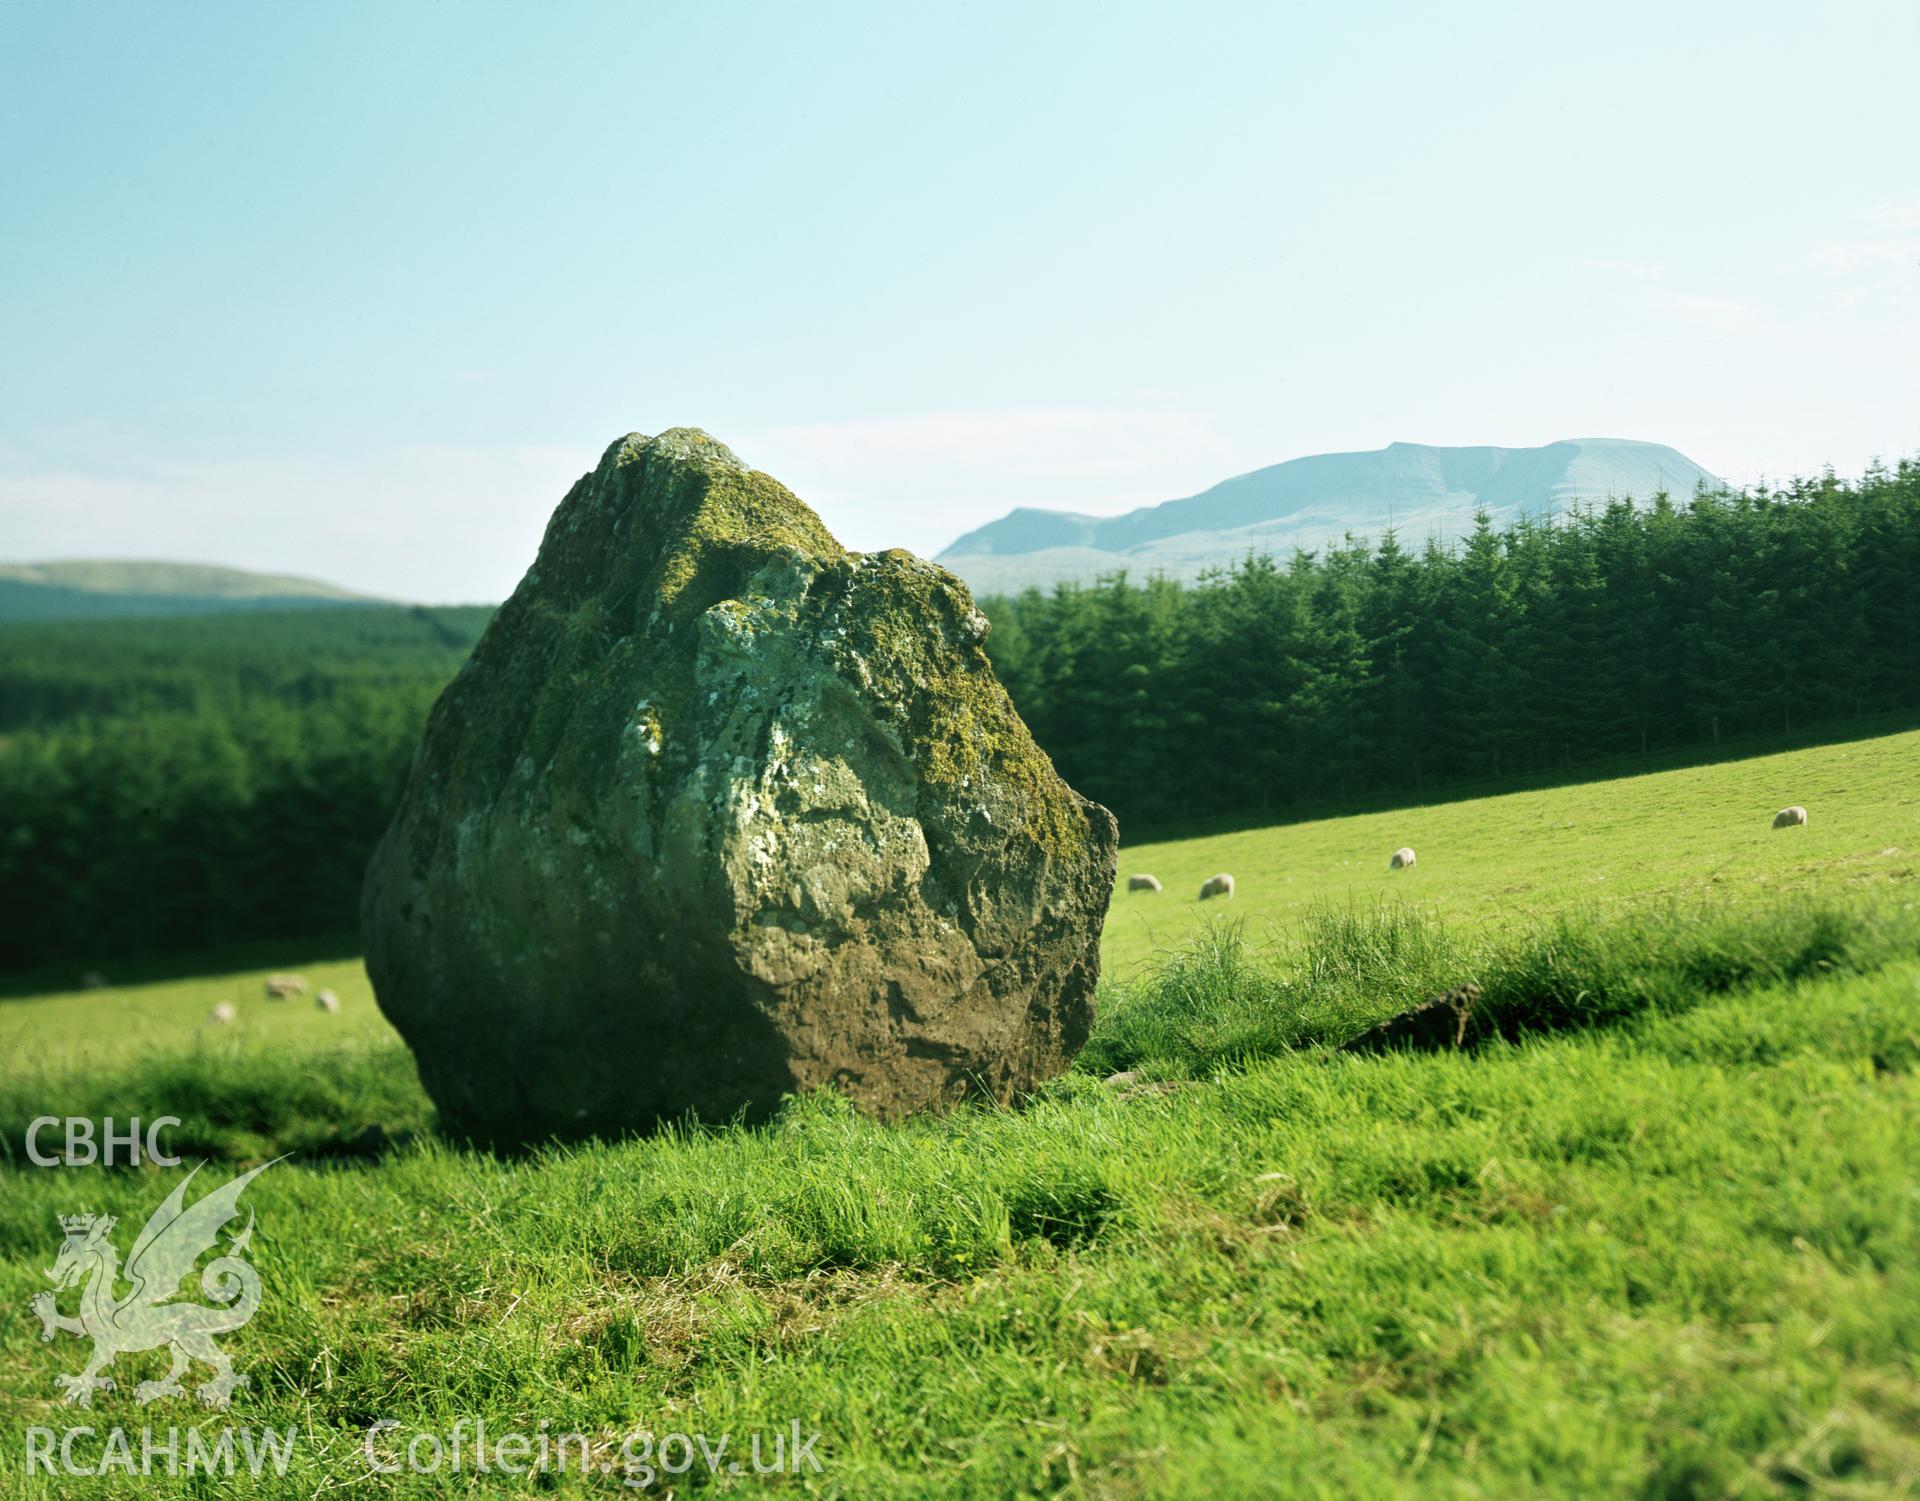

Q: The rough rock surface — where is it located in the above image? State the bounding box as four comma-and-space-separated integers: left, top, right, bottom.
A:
362, 429, 1117, 1146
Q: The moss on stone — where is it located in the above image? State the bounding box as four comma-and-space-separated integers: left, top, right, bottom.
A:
824, 551, 1091, 866
654, 465, 844, 620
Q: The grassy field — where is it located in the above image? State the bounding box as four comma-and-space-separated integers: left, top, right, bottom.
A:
1103, 725, 1920, 973
0, 730, 1916, 1496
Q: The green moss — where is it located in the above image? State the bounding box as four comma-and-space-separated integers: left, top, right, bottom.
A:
654, 467, 844, 619
837, 552, 1094, 867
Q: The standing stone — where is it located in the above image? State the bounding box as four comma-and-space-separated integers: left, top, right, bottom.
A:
362, 429, 1117, 1146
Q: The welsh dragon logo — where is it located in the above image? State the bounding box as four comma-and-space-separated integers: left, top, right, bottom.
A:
29, 1160, 277, 1409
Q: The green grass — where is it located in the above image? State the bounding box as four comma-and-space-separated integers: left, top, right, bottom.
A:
1082, 895, 1920, 1080
1, 728, 1917, 1496
1103, 723, 1920, 974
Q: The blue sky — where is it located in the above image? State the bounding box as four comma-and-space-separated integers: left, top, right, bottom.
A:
3, 0, 1915, 600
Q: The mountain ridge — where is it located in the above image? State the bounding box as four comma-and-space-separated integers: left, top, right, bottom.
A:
937, 437, 1722, 595
0, 559, 386, 623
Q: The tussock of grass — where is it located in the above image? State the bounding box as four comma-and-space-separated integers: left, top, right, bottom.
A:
1475, 900, 1916, 1038
1081, 904, 1460, 1077
1087, 896, 1920, 1076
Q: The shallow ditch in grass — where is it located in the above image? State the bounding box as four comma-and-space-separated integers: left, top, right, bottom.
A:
1081, 895, 1920, 1077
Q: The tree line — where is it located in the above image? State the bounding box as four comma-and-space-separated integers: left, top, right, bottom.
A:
0, 608, 490, 972
981, 461, 1920, 824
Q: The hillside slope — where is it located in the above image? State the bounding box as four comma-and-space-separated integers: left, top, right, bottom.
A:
1102, 724, 1920, 972
940, 437, 1721, 594
0, 559, 383, 621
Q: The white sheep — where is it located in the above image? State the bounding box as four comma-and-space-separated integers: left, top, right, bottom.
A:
1127, 874, 1163, 893
1390, 847, 1417, 870
1772, 805, 1808, 829
1198, 873, 1235, 901
209, 1001, 237, 1026
316, 989, 341, 1013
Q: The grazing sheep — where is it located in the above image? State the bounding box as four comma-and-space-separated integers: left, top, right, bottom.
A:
1390, 847, 1417, 870
316, 989, 341, 1013
209, 1001, 237, 1026
1198, 873, 1235, 901
1772, 805, 1808, 829
1127, 874, 1163, 893
265, 973, 309, 1000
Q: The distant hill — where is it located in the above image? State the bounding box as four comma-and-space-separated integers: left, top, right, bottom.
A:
0, 560, 385, 623
937, 438, 1722, 595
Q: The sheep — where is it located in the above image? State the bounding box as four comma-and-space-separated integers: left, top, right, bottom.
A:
316, 989, 341, 1013
209, 1001, 237, 1026
1390, 847, 1417, 870
264, 973, 309, 1000
1772, 805, 1808, 829
1127, 874, 1163, 893
1198, 873, 1235, 901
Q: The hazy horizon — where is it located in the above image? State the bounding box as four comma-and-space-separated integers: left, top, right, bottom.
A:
4, 0, 1915, 601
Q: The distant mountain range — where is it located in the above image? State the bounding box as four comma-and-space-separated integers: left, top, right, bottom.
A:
0, 560, 384, 623
5, 438, 1723, 620
936, 438, 1722, 596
